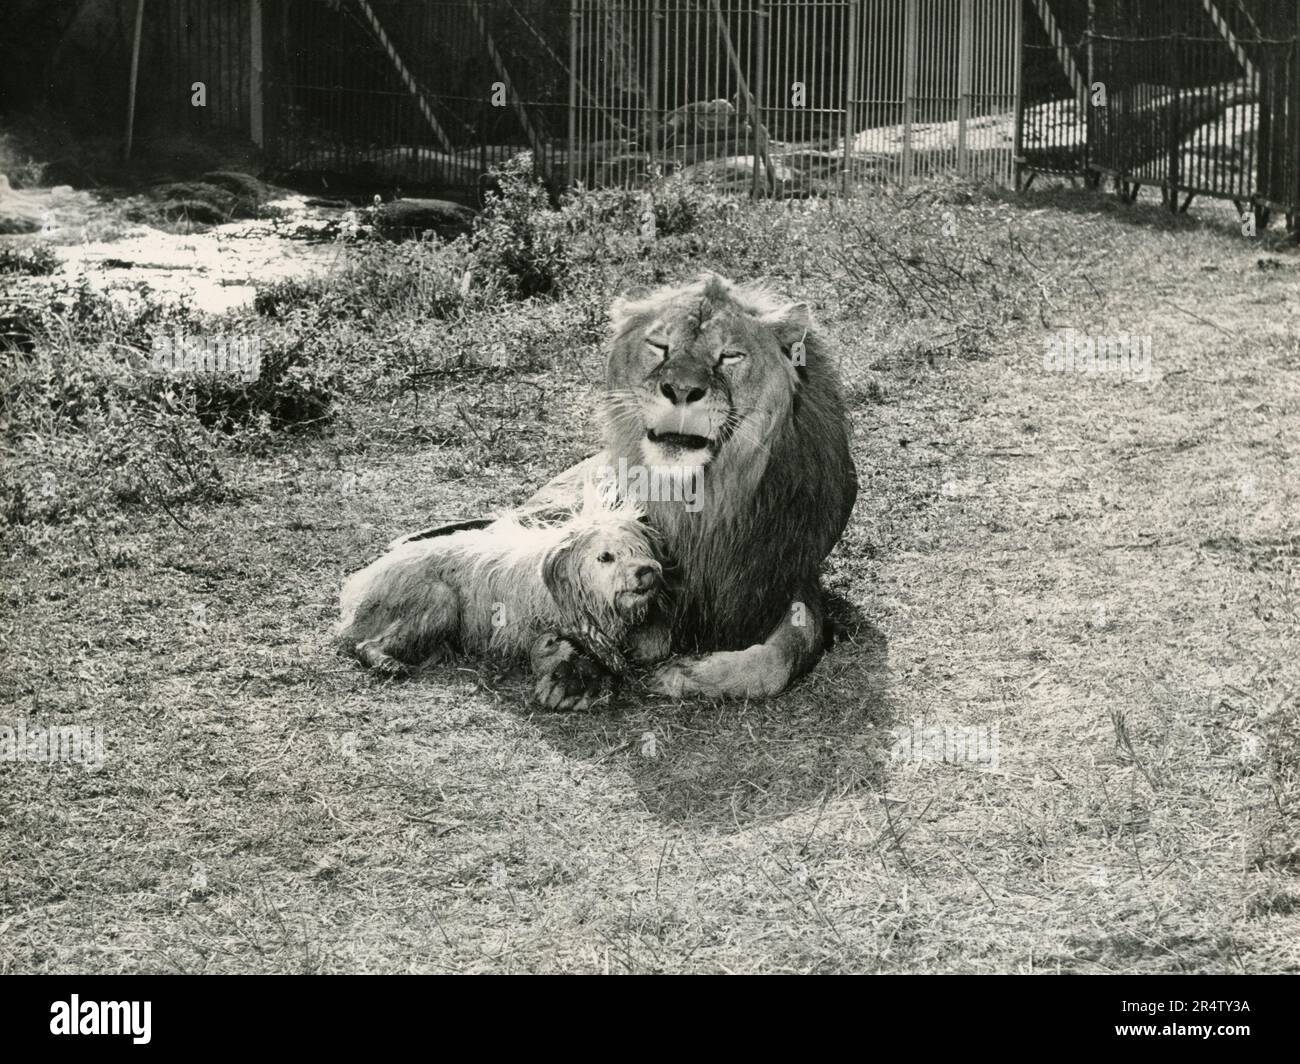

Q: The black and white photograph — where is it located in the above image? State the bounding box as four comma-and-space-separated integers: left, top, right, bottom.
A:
1, 0, 1297, 1003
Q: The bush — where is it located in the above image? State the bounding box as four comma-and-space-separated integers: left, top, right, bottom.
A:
473, 153, 571, 297
0, 278, 350, 550
652, 181, 709, 235
815, 188, 1094, 356
1, 343, 234, 545
256, 240, 481, 324
0, 243, 58, 275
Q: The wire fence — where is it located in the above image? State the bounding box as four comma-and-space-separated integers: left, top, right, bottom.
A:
129, 0, 1299, 230
261, 0, 569, 199
569, 0, 1019, 195
1018, 0, 1300, 220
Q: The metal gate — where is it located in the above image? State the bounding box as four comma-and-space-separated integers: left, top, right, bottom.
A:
570, 0, 1021, 195
1019, 0, 1300, 221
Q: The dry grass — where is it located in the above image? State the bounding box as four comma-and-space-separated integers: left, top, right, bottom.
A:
1, 181, 1298, 973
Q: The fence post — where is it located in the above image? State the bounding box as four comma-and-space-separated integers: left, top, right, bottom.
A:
250, 0, 264, 149
123, 0, 145, 160
1256, 42, 1273, 225
752, 0, 767, 200
1167, 22, 1182, 213
1294, 24, 1300, 243
1084, 0, 1095, 183
901, 0, 918, 187
842, 0, 858, 194
569, 1, 579, 189
649, 0, 661, 178
1012, 0, 1025, 189
957, 0, 973, 176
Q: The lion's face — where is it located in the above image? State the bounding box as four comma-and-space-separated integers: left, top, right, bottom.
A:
604, 275, 809, 479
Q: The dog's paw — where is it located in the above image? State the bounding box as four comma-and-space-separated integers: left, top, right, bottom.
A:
356, 641, 413, 678
530, 632, 614, 711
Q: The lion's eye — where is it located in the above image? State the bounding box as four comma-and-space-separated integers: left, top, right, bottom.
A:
597, 551, 615, 564
720, 350, 747, 366
646, 340, 668, 360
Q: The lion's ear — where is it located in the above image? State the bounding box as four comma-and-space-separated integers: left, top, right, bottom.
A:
758, 301, 812, 358
609, 286, 654, 336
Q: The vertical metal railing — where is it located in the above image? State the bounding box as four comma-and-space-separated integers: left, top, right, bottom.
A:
1018, 0, 1300, 230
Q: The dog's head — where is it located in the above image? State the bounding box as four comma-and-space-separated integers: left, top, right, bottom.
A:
541, 508, 662, 633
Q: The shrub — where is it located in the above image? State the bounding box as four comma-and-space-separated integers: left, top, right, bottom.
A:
473, 153, 571, 297
256, 241, 480, 324
0, 243, 58, 276
652, 181, 709, 235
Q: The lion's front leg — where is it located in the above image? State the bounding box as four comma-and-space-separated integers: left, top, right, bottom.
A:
530, 632, 616, 711
651, 591, 826, 699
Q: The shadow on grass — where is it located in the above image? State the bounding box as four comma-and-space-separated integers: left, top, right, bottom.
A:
997, 181, 1299, 249
515, 597, 892, 830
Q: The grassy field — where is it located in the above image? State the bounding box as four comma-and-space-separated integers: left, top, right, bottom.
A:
2, 172, 1298, 973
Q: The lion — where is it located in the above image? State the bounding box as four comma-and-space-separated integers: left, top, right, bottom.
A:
336, 489, 664, 690
523, 272, 858, 707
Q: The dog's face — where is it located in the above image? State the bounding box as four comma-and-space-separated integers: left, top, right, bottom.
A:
576, 523, 662, 620
543, 518, 662, 626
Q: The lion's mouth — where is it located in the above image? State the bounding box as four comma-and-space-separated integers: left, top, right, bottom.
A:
646, 429, 713, 454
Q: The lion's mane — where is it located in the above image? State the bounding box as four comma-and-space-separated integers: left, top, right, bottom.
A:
600, 273, 857, 653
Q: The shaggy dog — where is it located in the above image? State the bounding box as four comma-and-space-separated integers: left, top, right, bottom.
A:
336, 494, 663, 679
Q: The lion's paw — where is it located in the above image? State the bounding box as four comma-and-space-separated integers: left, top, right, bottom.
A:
531, 633, 615, 712
649, 658, 695, 698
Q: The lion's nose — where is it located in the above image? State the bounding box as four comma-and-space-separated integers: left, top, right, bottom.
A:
658, 363, 710, 406
634, 563, 660, 589
660, 379, 707, 405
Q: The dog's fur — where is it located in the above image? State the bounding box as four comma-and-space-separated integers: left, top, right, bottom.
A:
336, 494, 663, 676
527, 273, 858, 703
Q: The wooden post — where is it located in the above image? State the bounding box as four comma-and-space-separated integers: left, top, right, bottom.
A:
250, 0, 264, 148
124, 0, 146, 160
1084, 0, 1094, 179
